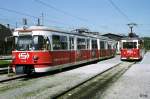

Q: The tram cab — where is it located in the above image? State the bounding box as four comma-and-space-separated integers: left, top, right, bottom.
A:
120, 37, 144, 61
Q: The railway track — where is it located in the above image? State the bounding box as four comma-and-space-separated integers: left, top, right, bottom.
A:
0, 65, 28, 83
0, 59, 111, 84
54, 61, 135, 99
0, 74, 28, 83
0, 66, 19, 83
0, 58, 135, 99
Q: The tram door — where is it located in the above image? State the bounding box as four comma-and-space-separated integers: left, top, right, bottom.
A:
91, 39, 98, 58
69, 37, 75, 62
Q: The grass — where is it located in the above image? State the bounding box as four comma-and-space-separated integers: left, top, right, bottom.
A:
0, 60, 11, 68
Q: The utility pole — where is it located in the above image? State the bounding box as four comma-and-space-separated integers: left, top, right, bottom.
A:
41, 13, 44, 26
23, 18, 27, 25
15, 22, 18, 28
37, 18, 41, 26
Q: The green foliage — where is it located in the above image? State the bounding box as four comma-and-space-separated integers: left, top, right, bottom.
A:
0, 24, 12, 55
0, 60, 11, 68
0, 60, 10, 64
143, 37, 150, 50
0, 24, 12, 41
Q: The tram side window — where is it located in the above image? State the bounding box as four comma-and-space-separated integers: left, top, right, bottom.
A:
77, 38, 86, 50
46, 36, 51, 50
87, 39, 90, 49
138, 40, 143, 48
92, 40, 97, 49
100, 41, 105, 50
108, 44, 111, 49
52, 35, 68, 50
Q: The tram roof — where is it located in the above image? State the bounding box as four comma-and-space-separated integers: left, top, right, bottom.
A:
14, 25, 113, 40
15, 25, 70, 33
121, 37, 143, 41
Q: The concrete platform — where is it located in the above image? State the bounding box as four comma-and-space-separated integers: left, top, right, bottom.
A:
101, 52, 150, 99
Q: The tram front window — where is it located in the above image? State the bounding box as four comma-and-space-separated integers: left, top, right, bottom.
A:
16, 35, 33, 51
123, 42, 137, 49
33, 35, 45, 50
16, 35, 47, 51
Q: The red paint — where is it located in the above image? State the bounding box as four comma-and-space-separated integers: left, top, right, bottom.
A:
12, 49, 115, 73
12, 51, 52, 67
121, 48, 141, 60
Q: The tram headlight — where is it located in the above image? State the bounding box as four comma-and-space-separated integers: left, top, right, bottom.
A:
123, 51, 126, 55
133, 51, 136, 55
33, 55, 39, 60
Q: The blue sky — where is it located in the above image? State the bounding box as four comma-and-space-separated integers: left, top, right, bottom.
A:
0, 0, 150, 37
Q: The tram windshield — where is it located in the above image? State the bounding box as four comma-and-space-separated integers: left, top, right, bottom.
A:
122, 42, 137, 49
16, 35, 50, 51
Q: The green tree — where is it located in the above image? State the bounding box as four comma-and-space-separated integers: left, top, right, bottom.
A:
142, 37, 150, 51
0, 24, 12, 55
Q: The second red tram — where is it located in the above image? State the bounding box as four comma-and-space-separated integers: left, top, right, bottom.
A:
11, 26, 117, 74
120, 37, 144, 61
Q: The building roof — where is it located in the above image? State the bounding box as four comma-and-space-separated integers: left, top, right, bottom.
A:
102, 33, 126, 41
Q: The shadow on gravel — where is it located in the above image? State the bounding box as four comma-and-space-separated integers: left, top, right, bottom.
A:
21, 57, 113, 81
121, 59, 142, 62
21, 60, 100, 81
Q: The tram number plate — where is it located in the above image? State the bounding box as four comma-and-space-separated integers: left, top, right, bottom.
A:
16, 66, 24, 74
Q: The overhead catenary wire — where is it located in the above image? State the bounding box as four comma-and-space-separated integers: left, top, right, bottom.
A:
0, 7, 38, 26
34, 0, 88, 22
34, 0, 115, 32
0, 7, 38, 19
0, 14, 20, 28
0, 1, 115, 32
107, 0, 131, 22
0, 7, 76, 28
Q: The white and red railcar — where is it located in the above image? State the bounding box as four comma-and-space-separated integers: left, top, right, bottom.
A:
11, 26, 117, 74
120, 37, 144, 61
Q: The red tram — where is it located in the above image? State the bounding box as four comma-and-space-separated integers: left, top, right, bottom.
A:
120, 37, 144, 61
11, 26, 116, 74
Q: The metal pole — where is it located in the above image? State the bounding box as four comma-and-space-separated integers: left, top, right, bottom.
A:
127, 23, 137, 37
130, 26, 133, 33
8, 65, 10, 76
